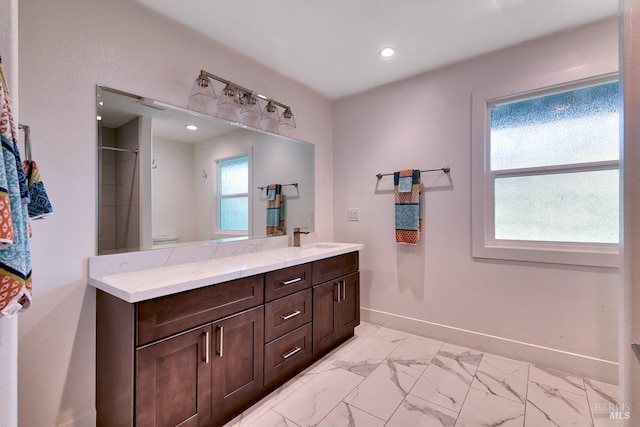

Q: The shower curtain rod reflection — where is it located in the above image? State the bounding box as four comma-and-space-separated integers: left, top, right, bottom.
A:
376, 166, 450, 179
257, 183, 298, 191
99, 146, 139, 154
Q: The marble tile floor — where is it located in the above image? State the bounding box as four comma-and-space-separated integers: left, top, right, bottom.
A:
225, 322, 622, 427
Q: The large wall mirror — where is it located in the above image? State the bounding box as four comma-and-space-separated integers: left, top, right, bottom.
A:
96, 86, 315, 255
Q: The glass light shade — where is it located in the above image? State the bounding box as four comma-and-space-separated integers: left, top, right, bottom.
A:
280, 108, 296, 128
215, 84, 242, 122
240, 93, 262, 117
217, 84, 242, 108
260, 102, 281, 133
187, 77, 217, 115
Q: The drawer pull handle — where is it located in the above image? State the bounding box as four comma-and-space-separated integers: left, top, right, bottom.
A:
280, 310, 302, 321
217, 326, 224, 357
281, 346, 302, 360
203, 331, 210, 364
281, 277, 302, 286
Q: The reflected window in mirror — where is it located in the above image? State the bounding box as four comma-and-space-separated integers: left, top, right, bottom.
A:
217, 156, 249, 237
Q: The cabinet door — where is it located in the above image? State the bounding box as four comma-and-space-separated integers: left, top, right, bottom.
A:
312, 280, 340, 355
211, 306, 264, 426
136, 325, 212, 427
338, 272, 360, 338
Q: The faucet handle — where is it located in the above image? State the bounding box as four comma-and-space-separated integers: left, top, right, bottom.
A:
294, 227, 309, 234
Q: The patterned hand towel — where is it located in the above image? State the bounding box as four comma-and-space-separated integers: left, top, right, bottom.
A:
23, 160, 53, 219
266, 184, 285, 236
394, 169, 422, 245
0, 59, 32, 317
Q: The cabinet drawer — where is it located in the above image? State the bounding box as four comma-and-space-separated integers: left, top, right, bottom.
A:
312, 252, 359, 285
264, 289, 312, 343
264, 323, 312, 386
137, 275, 264, 346
265, 263, 312, 302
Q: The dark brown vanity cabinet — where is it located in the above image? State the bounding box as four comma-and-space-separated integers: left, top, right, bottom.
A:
210, 306, 264, 426
97, 275, 264, 427
264, 263, 314, 386
312, 252, 360, 355
136, 325, 213, 426
133, 306, 264, 427
96, 251, 360, 427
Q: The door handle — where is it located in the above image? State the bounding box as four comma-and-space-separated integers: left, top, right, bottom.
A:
341, 280, 346, 301
203, 331, 210, 363
336, 282, 341, 302
280, 310, 302, 321
280, 346, 302, 360
217, 325, 224, 357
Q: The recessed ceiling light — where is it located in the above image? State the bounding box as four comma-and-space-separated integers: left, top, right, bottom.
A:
380, 47, 395, 58
186, 124, 198, 130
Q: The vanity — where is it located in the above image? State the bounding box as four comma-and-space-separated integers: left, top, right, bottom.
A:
89, 241, 363, 427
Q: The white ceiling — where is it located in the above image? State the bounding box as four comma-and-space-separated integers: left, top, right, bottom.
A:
134, 0, 617, 100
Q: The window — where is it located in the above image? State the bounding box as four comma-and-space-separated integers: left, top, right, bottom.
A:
472, 74, 620, 267
217, 156, 249, 234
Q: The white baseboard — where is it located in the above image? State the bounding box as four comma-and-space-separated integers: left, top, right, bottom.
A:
361, 307, 618, 385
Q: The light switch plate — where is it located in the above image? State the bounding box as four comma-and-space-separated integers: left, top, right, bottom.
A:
348, 208, 360, 221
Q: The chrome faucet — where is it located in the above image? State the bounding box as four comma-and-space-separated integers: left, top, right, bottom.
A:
293, 227, 309, 247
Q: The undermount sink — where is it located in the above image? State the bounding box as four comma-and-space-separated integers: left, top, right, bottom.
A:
297, 243, 340, 251
309, 243, 339, 249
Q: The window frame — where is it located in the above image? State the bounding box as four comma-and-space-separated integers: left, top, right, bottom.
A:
471, 69, 620, 268
216, 155, 250, 237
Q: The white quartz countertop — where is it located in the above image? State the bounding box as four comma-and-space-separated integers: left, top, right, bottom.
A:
88, 242, 363, 303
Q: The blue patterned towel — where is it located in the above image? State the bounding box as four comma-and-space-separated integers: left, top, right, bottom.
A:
266, 184, 285, 235
394, 169, 421, 245
0, 60, 32, 317
23, 160, 53, 219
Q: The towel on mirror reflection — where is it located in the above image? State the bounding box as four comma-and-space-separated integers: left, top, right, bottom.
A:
0, 59, 32, 317
266, 184, 285, 236
394, 169, 422, 245
23, 160, 53, 219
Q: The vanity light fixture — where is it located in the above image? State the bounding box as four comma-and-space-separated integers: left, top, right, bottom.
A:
187, 73, 217, 115
187, 69, 296, 131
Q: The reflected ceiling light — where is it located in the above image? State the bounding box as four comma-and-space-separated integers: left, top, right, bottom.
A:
185, 124, 198, 130
187, 69, 296, 132
380, 47, 395, 58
